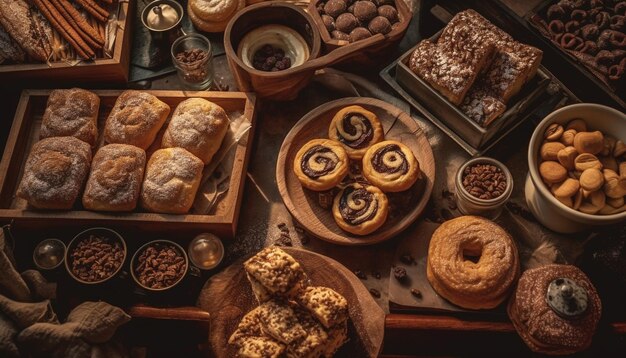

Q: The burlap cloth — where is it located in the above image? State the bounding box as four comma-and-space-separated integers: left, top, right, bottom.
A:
0, 230, 130, 358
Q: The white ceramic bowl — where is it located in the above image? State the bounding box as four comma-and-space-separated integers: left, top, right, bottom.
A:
526, 103, 626, 233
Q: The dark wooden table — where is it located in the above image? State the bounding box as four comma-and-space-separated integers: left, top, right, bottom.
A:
1, 0, 625, 357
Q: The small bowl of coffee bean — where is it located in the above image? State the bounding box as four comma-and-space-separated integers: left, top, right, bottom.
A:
131, 240, 188, 291
65, 228, 127, 285
455, 157, 513, 220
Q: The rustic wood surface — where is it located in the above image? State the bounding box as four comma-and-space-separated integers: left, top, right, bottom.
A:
0, 1, 132, 84
276, 97, 435, 245
0, 89, 256, 237
197, 247, 385, 358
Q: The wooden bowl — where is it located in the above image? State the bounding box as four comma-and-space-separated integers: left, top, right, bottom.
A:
224, 2, 322, 101
276, 97, 435, 245
199, 247, 385, 357
308, 0, 412, 66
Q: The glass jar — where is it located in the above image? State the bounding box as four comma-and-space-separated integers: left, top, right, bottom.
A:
455, 157, 513, 220
171, 33, 214, 90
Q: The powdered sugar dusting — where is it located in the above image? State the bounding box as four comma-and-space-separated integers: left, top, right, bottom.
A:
141, 148, 203, 212
104, 90, 170, 149
17, 136, 91, 209
83, 144, 146, 208
163, 98, 230, 163
40, 88, 100, 146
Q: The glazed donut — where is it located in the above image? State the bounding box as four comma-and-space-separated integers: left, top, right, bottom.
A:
332, 182, 388, 235
328, 105, 384, 160
508, 264, 602, 355
426, 216, 520, 310
362, 140, 420, 192
293, 139, 349, 191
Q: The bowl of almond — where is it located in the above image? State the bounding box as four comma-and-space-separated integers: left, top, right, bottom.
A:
526, 104, 626, 233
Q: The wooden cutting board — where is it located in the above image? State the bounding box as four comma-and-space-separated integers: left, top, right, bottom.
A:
197, 247, 385, 357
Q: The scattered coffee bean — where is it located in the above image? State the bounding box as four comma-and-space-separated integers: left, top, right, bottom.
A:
70, 234, 124, 283
134, 242, 186, 290
393, 266, 407, 281
354, 269, 367, 280
400, 254, 415, 265
411, 288, 422, 298
369, 288, 381, 298
252, 44, 292, 72
275, 234, 293, 247
277, 222, 287, 230
175, 48, 207, 64
372, 271, 381, 279
462, 163, 508, 200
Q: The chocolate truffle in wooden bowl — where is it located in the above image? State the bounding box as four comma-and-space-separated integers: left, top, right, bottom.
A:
308, 0, 412, 66
508, 264, 602, 355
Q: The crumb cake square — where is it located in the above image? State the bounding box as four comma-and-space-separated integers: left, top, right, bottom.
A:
244, 247, 307, 301
258, 300, 307, 345
295, 286, 349, 329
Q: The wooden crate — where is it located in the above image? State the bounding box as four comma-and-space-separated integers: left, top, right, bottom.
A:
0, 1, 132, 84
0, 89, 257, 238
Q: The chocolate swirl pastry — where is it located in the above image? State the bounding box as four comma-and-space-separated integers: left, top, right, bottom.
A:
535, 0, 626, 90
293, 139, 349, 191
332, 182, 388, 235
328, 105, 384, 160
362, 140, 420, 192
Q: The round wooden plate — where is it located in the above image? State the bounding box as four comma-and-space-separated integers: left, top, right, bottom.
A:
198, 247, 385, 357
276, 97, 436, 245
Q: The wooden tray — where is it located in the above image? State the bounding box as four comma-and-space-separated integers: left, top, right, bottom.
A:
276, 97, 435, 245
0, 1, 132, 84
307, 0, 412, 66
197, 247, 385, 358
0, 89, 257, 238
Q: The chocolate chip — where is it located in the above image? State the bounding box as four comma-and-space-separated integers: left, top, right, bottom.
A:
134, 242, 186, 290
369, 288, 381, 298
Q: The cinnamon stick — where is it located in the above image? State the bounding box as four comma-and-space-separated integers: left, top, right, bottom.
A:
52, 0, 104, 48
32, 0, 94, 59
75, 0, 109, 22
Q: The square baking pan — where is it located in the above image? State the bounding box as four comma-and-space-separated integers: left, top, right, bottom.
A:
394, 33, 550, 151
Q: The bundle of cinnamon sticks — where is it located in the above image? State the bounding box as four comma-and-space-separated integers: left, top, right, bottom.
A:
31, 0, 111, 60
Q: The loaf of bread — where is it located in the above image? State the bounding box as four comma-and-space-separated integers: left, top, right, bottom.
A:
40, 88, 100, 146
162, 98, 229, 165
104, 90, 170, 150
140, 148, 203, 214
82, 144, 146, 212
0, 0, 51, 61
17, 136, 92, 209
0, 25, 25, 63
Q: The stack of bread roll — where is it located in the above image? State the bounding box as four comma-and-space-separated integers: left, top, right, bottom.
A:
17, 88, 230, 214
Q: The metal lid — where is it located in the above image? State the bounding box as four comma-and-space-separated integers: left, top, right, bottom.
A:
546, 277, 589, 319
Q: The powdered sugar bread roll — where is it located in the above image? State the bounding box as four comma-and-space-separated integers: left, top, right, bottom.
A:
161, 98, 230, 165
82, 144, 146, 212
17, 137, 92, 209
140, 148, 203, 214
40, 88, 100, 146
104, 90, 170, 150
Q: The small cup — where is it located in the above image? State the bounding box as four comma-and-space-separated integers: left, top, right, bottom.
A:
171, 34, 214, 90
131, 240, 191, 292
455, 157, 513, 219
188, 233, 224, 270
33, 239, 66, 270
65, 227, 127, 285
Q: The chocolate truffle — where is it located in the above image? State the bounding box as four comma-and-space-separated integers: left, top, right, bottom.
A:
368, 16, 392, 34
349, 26, 372, 42
322, 14, 336, 32
378, 4, 398, 23
353, 1, 377, 23
331, 30, 351, 41
336, 13, 359, 33
324, 0, 347, 18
